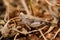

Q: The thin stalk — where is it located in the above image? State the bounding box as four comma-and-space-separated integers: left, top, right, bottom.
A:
29, 0, 34, 15
21, 0, 31, 15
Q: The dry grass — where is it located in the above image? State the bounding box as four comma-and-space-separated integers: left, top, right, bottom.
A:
0, 0, 60, 40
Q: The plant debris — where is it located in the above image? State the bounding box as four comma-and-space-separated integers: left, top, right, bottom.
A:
0, 0, 60, 40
